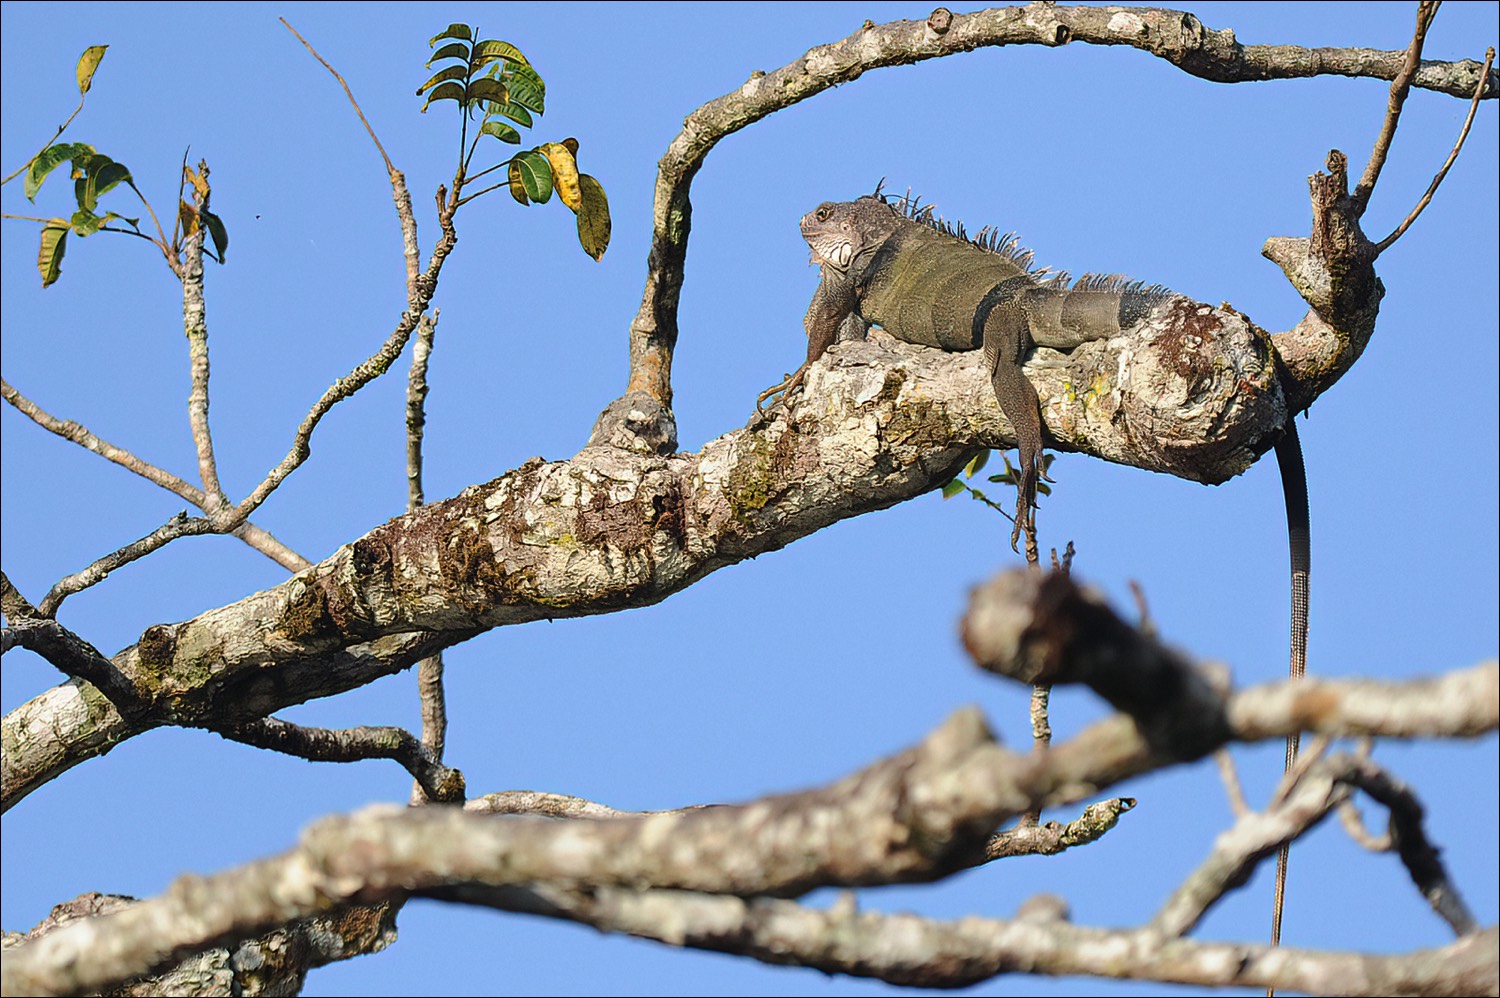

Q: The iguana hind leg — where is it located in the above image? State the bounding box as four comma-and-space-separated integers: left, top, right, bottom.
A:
977, 282, 1047, 552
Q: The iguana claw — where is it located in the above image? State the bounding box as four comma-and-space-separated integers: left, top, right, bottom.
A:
755, 367, 807, 413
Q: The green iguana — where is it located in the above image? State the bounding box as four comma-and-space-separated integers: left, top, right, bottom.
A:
760, 190, 1310, 952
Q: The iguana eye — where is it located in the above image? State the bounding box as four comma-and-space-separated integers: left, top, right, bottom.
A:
816, 206, 832, 222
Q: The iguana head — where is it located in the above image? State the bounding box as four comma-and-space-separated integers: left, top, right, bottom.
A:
800, 197, 900, 275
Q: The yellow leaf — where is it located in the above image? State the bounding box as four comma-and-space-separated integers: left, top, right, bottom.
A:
539, 142, 580, 212
76, 45, 107, 96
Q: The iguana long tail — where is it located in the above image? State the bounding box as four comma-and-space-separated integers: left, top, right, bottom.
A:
1268, 419, 1310, 995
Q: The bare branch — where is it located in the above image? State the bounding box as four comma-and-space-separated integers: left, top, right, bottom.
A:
0, 379, 311, 572
1343, 757, 1479, 936
1377, 45, 1497, 253
2, 630, 462, 813
981, 798, 1135, 860
37, 513, 216, 617
279, 18, 421, 289
279, 18, 395, 175
1338, 798, 1394, 852
2, 377, 201, 501
1216, 749, 1251, 818
1352, 1, 1439, 213
234, 231, 455, 520
1, 617, 143, 719
404, 313, 436, 511
5, 725, 1492, 998
179, 217, 228, 514
7, 891, 396, 998
215, 717, 464, 804
464, 790, 721, 819
450, 883, 1499, 996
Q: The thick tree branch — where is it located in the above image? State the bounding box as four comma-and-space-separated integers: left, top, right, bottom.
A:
1, 630, 465, 812
3, 892, 396, 998
0, 311, 1290, 802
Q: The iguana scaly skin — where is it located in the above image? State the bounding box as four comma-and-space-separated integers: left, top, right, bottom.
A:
763, 194, 1311, 951
763, 193, 1180, 550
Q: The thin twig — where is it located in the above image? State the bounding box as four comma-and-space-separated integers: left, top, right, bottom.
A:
982, 798, 1135, 860
464, 791, 721, 819
279, 19, 395, 174
1337, 799, 1393, 852
1, 97, 87, 186
1352, 1, 1440, 213
179, 201, 229, 515
279, 18, 421, 288
404, 311, 447, 804
1376, 45, 1496, 253
234, 220, 457, 521
38, 513, 216, 617
215, 716, 464, 803
1268, 735, 1331, 809
126, 180, 177, 274
1153, 756, 1354, 938
1, 378, 310, 572
1215, 750, 1251, 818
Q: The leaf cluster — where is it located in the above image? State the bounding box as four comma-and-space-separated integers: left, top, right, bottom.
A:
418, 24, 610, 260
4, 45, 228, 286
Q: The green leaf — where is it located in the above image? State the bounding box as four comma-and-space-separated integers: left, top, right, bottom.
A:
416, 65, 467, 96
70, 209, 103, 236
76, 45, 107, 95
38, 221, 68, 287
425, 42, 470, 67
486, 101, 532, 128
575, 173, 610, 260
505, 64, 545, 113
1036, 482, 1051, 496
93, 159, 131, 199
513, 150, 552, 203
480, 120, 521, 144
201, 209, 229, 263
964, 450, 990, 479
940, 479, 966, 500
419, 80, 467, 112
471, 39, 528, 69
464, 77, 509, 107
24, 142, 90, 201
429, 24, 472, 46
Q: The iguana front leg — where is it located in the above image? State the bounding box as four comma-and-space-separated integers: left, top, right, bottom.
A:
757, 269, 859, 412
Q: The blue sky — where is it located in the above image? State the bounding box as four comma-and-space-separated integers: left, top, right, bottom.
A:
2, 2, 1495, 996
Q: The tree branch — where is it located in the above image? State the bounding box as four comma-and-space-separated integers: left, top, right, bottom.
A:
214, 716, 464, 804
4, 645, 1493, 998
1, 379, 310, 572
3, 891, 396, 998
445, 884, 1497, 996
